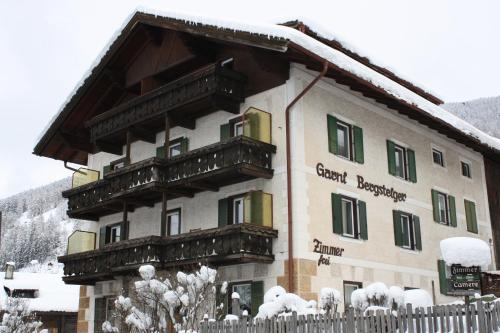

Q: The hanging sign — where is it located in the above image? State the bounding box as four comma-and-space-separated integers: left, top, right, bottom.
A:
448, 264, 481, 295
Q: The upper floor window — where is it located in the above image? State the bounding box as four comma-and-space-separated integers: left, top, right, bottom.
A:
220, 107, 272, 144
167, 209, 181, 236
432, 148, 444, 167
218, 191, 273, 228
156, 137, 189, 158
461, 161, 472, 178
393, 210, 421, 251
331, 193, 367, 240
99, 221, 129, 248
431, 190, 457, 227
387, 140, 417, 182
327, 115, 364, 164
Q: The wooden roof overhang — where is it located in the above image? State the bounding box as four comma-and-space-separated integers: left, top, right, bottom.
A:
33, 11, 500, 165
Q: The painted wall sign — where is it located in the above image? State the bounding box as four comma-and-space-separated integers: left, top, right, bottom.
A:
315, 162, 407, 203
313, 238, 344, 267
316, 163, 347, 184
356, 176, 407, 203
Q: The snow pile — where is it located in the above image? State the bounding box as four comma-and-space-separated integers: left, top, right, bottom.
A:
403, 289, 433, 308
231, 292, 240, 300
0, 271, 79, 313
440, 237, 491, 267
223, 314, 239, 322
319, 288, 341, 312
263, 286, 286, 303
255, 288, 316, 319
351, 288, 369, 311
37, 8, 500, 157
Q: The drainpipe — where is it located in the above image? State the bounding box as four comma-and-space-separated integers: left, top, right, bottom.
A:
285, 60, 328, 293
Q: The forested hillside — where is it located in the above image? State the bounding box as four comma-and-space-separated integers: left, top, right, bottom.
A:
443, 95, 500, 139
0, 178, 89, 268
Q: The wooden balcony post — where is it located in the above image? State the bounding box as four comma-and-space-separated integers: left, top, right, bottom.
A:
161, 115, 171, 236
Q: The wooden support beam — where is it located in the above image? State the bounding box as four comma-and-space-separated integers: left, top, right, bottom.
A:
130, 126, 156, 143
103, 67, 125, 89
184, 182, 219, 192
58, 131, 94, 153
95, 140, 123, 155
172, 117, 196, 130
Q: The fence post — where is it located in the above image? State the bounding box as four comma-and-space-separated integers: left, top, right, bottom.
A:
477, 300, 487, 333
406, 303, 414, 333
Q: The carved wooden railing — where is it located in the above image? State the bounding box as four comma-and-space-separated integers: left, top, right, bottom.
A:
58, 223, 277, 284
62, 136, 276, 216
86, 63, 246, 142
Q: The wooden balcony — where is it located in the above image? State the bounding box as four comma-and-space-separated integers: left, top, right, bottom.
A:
86, 62, 246, 145
62, 136, 276, 220
58, 223, 278, 285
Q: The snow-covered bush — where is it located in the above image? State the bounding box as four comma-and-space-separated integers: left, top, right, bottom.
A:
365, 282, 389, 307
102, 264, 225, 333
319, 288, 341, 313
350, 288, 368, 311
403, 289, 433, 308
0, 298, 47, 333
263, 286, 286, 303
388, 286, 404, 310
255, 289, 316, 319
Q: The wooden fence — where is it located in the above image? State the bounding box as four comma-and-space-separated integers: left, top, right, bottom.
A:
200, 300, 500, 333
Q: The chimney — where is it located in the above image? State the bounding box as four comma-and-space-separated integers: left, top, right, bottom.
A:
5, 262, 15, 280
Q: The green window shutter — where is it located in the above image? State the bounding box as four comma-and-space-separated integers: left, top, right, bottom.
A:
216, 285, 228, 320
94, 298, 106, 333
393, 210, 403, 247
331, 193, 343, 235
358, 200, 368, 240
251, 281, 264, 317
437, 260, 449, 295
470, 201, 478, 233
250, 191, 263, 226
448, 195, 457, 227
353, 126, 364, 164
180, 137, 189, 153
247, 112, 260, 140
465, 200, 478, 234
218, 199, 229, 228
327, 115, 338, 154
407, 149, 417, 183
220, 123, 230, 141
431, 190, 440, 223
99, 226, 107, 249
413, 215, 422, 251
103, 165, 111, 176
387, 140, 396, 176
156, 146, 165, 158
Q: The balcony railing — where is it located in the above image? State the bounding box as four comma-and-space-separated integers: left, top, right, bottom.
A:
58, 223, 278, 285
86, 62, 246, 144
62, 136, 276, 220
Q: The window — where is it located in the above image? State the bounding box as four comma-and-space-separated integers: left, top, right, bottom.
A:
393, 211, 421, 251
387, 140, 417, 182
156, 137, 189, 158
331, 194, 367, 240
233, 121, 244, 136
11, 289, 37, 298
95, 297, 115, 333
230, 283, 252, 314
99, 222, 128, 248
167, 209, 181, 236
327, 115, 364, 164
343, 281, 362, 308
461, 161, 471, 178
431, 190, 457, 227
218, 192, 273, 228
220, 116, 245, 140
465, 199, 478, 234
432, 148, 444, 167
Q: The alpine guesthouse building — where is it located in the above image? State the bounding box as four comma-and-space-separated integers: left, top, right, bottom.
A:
34, 10, 500, 333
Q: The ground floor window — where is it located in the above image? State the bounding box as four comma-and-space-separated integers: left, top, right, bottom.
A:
220, 281, 264, 317
343, 281, 362, 308
230, 283, 252, 314
94, 297, 115, 333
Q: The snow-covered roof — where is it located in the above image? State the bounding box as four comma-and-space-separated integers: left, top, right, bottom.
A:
35, 7, 500, 159
0, 272, 79, 313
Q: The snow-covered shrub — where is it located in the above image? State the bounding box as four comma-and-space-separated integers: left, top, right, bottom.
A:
319, 288, 341, 313
102, 264, 225, 333
403, 289, 433, 308
263, 286, 286, 303
0, 298, 47, 333
365, 282, 389, 307
350, 288, 368, 311
255, 290, 316, 319
388, 286, 404, 310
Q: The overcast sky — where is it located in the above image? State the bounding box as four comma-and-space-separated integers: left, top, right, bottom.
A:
1, 0, 499, 199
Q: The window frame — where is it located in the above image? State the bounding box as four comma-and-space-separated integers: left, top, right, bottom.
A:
400, 213, 416, 250
343, 281, 363, 308
229, 116, 245, 137
432, 148, 445, 167
340, 195, 359, 239
167, 208, 182, 236
394, 144, 408, 180
336, 121, 353, 160
109, 223, 122, 244
461, 161, 472, 178
437, 192, 450, 225
228, 281, 253, 315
